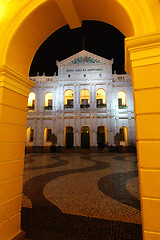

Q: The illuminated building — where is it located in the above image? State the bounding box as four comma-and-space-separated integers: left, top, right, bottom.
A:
26, 50, 135, 151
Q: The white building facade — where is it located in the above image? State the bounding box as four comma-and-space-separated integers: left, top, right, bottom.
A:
26, 50, 136, 151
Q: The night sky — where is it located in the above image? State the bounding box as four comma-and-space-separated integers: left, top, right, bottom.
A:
29, 20, 125, 76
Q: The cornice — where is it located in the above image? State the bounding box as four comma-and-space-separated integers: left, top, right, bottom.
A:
0, 65, 35, 97
125, 31, 160, 73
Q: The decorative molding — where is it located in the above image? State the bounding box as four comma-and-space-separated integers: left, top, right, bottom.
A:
0, 65, 35, 97
125, 32, 160, 72
71, 56, 100, 65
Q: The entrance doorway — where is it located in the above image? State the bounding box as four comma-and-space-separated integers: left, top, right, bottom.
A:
97, 126, 107, 149
81, 126, 90, 149
65, 126, 74, 149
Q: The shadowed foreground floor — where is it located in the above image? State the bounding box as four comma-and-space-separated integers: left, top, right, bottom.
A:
22, 153, 142, 240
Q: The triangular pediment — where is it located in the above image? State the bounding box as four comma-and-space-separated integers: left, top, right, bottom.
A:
57, 50, 112, 67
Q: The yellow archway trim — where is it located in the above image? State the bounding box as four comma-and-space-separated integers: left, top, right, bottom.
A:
55, 0, 81, 29
117, 0, 156, 35
0, 0, 157, 70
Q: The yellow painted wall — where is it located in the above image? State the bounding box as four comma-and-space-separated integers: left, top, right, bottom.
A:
126, 31, 160, 239
0, 0, 160, 239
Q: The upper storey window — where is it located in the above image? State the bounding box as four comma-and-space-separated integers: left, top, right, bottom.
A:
44, 92, 53, 110
96, 89, 106, 108
28, 92, 35, 111
118, 91, 126, 109
80, 89, 90, 108
64, 90, 74, 109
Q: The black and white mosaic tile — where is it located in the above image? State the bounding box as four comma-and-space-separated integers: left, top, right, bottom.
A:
22, 153, 142, 240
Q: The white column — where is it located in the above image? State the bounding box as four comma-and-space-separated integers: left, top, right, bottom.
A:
35, 117, 43, 146
92, 84, 96, 109
33, 118, 37, 146
77, 84, 80, 110
60, 85, 64, 111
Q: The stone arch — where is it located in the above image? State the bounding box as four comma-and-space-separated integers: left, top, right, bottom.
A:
0, 0, 156, 77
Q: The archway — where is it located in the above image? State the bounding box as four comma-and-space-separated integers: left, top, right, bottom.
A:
81, 126, 90, 149
0, 1, 159, 239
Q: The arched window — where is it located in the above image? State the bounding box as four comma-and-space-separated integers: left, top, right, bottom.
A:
64, 90, 74, 109
44, 92, 53, 110
81, 126, 90, 149
120, 126, 128, 145
64, 126, 74, 149
28, 92, 35, 110
118, 91, 126, 108
26, 127, 34, 145
96, 89, 106, 108
80, 89, 90, 108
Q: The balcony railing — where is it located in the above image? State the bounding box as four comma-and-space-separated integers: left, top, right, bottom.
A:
118, 105, 127, 109
28, 106, 35, 111
64, 105, 74, 109
44, 106, 52, 110
97, 103, 106, 108
80, 104, 90, 108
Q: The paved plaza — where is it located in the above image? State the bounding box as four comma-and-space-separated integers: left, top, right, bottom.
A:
22, 153, 142, 239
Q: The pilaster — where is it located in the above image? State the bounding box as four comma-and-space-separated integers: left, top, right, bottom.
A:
125, 31, 160, 240
0, 65, 34, 240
